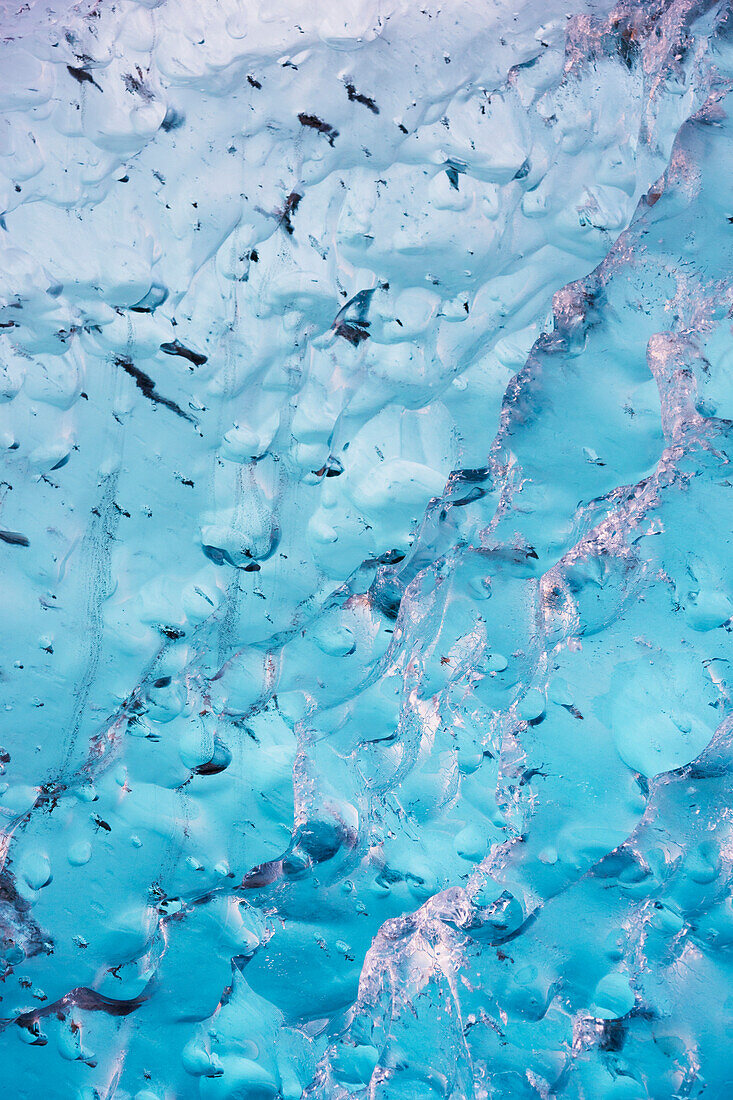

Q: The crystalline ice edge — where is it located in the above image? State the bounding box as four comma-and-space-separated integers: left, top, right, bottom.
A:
1, 0, 733, 1095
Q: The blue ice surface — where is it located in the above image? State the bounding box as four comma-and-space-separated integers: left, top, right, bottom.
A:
1, 0, 733, 1096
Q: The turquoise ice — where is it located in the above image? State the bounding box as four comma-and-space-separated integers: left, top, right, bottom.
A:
1, 0, 733, 1096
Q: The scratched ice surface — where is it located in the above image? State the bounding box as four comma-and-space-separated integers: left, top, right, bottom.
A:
1, 0, 733, 1096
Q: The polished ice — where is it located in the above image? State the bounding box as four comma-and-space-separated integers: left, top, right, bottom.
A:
0, 0, 732, 1097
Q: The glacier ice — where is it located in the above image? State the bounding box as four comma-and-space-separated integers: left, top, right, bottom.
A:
1, 0, 733, 1096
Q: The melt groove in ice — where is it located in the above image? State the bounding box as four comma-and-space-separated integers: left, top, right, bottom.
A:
0, 0, 732, 1096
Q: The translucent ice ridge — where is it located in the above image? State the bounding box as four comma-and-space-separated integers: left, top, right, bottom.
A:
1, 0, 733, 1096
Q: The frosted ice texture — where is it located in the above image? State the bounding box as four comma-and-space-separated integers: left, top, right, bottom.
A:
1, 0, 733, 1096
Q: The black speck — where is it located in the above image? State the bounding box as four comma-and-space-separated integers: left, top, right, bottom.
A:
345, 82, 379, 114
0, 528, 29, 548
334, 321, 370, 346
160, 339, 207, 366
297, 113, 338, 146
67, 65, 102, 92
123, 71, 154, 101
278, 191, 302, 236
115, 356, 195, 423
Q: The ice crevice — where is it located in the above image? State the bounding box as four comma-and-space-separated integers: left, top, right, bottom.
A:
1, 0, 733, 1097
